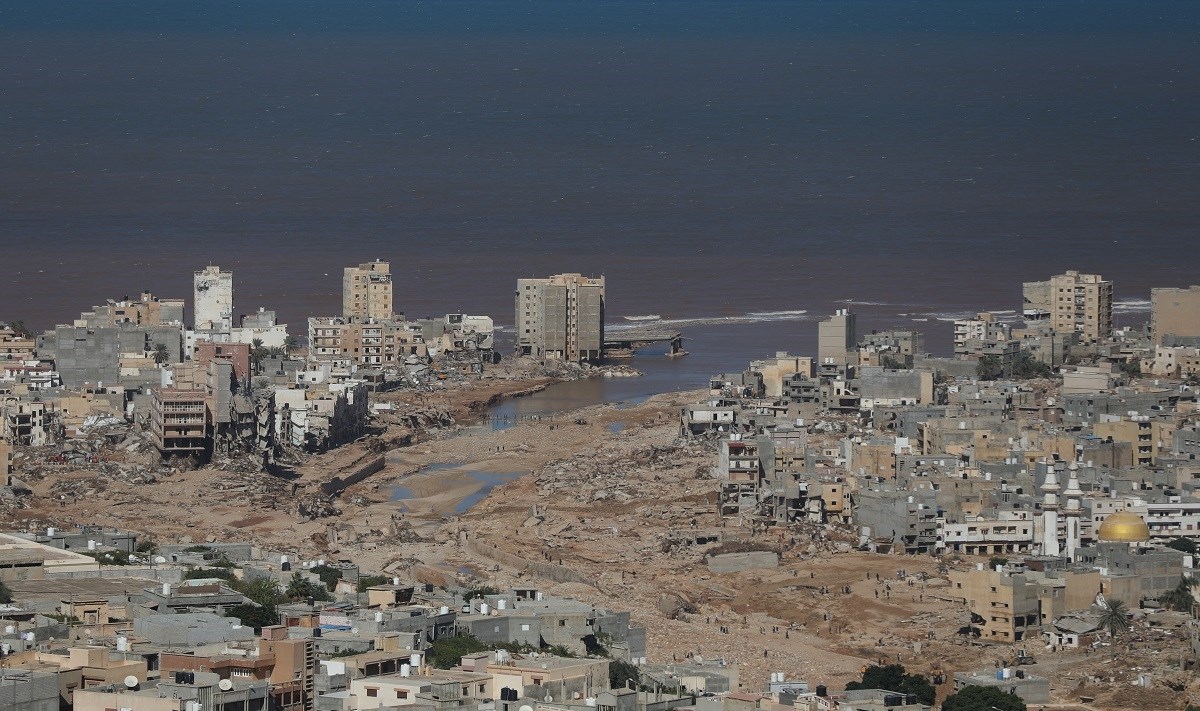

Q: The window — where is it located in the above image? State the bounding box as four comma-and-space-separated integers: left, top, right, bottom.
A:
366, 688, 379, 698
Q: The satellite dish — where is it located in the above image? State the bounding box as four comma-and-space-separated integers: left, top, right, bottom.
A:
520, 705, 534, 711
154, 556, 167, 564
124, 675, 139, 688
219, 679, 234, 691
544, 695, 554, 703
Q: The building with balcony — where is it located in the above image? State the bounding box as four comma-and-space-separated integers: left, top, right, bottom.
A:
1023, 271, 1112, 341
150, 388, 209, 457
343, 260, 394, 321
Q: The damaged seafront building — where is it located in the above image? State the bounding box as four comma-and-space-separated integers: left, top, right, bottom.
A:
695, 270, 1200, 653
1, 259, 500, 468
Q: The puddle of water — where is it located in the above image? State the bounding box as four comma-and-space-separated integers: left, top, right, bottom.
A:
454, 471, 524, 515
609, 422, 625, 435
390, 465, 523, 515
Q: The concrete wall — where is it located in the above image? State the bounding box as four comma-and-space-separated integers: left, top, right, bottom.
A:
705, 551, 779, 574
320, 455, 386, 495
466, 536, 595, 587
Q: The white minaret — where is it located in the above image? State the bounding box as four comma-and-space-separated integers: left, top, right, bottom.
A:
1041, 462, 1061, 557
1062, 462, 1084, 562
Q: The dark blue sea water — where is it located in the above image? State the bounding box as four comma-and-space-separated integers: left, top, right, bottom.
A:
2, 1, 1198, 388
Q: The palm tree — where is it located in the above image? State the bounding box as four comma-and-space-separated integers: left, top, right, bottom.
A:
1159, 575, 1196, 613
7, 320, 32, 338
283, 335, 298, 356
250, 338, 265, 373
151, 342, 170, 365
1098, 598, 1130, 657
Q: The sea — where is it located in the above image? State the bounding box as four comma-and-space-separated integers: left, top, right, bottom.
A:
2, 0, 1198, 405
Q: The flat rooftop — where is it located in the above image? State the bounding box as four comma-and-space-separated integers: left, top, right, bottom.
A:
7, 577, 158, 600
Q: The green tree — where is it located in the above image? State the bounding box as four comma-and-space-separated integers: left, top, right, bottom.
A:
1165, 537, 1198, 555
7, 321, 33, 338
151, 342, 171, 365
1098, 598, 1131, 657
463, 586, 500, 602
233, 577, 283, 608
1159, 575, 1196, 613
1011, 351, 1054, 379
310, 565, 343, 592
0, 580, 12, 604
427, 635, 491, 669
184, 567, 237, 582
250, 338, 266, 373
1117, 360, 1141, 377
285, 572, 332, 602
357, 575, 390, 592
942, 685, 1026, 711
609, 659, 641, 690
283, 335, 299, 356
846, 665, 935, 706
976, 356, 1004, 381
226, 603, 278, 632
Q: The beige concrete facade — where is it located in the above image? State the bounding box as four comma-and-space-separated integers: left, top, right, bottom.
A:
1024, 271, 1112, 341
818, 309, 855, 366
150, 388, 208, 456
515, 273, 605, 363
343, 261, 394, 320
1093, 417, 1175, 467
0, 436, 11, 484
1151, 285, 1200, 346
950, 567, 1100, 643
308, 317, 425, 367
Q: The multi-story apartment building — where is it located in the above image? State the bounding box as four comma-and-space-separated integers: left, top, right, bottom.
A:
1093, 415, 1175, 468
2, 400, 49, 447
150, 388, 208, 457
1023, 271, 1112, 341
717, 435, 762, 518
194, 266, 234, 331
77, 291, 186, 328
0, 324, 36, 362
515, 273, 605, 363
949, 567, 1100, 644
308, 317, 425, 367
953, 312, 1013, 357
1151, 285, 1200, 346
343, 260, 393, 320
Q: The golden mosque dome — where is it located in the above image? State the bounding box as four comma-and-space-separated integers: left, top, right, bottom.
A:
1097, 510, 1151, 543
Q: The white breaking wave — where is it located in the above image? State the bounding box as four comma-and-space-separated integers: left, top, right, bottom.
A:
622, 314, 663, 322
1113, 299, 1152, 314
745, 309, 809, 317
835, 299, 891, 306
606, 309, 811, 332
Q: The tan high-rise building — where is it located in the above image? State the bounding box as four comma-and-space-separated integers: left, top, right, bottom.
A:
1023, 271, 1112, 341
1151, 285, 1200, 346
515, 273, 605, 363
818, 309, 856, 366
342, 260, 393, 320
